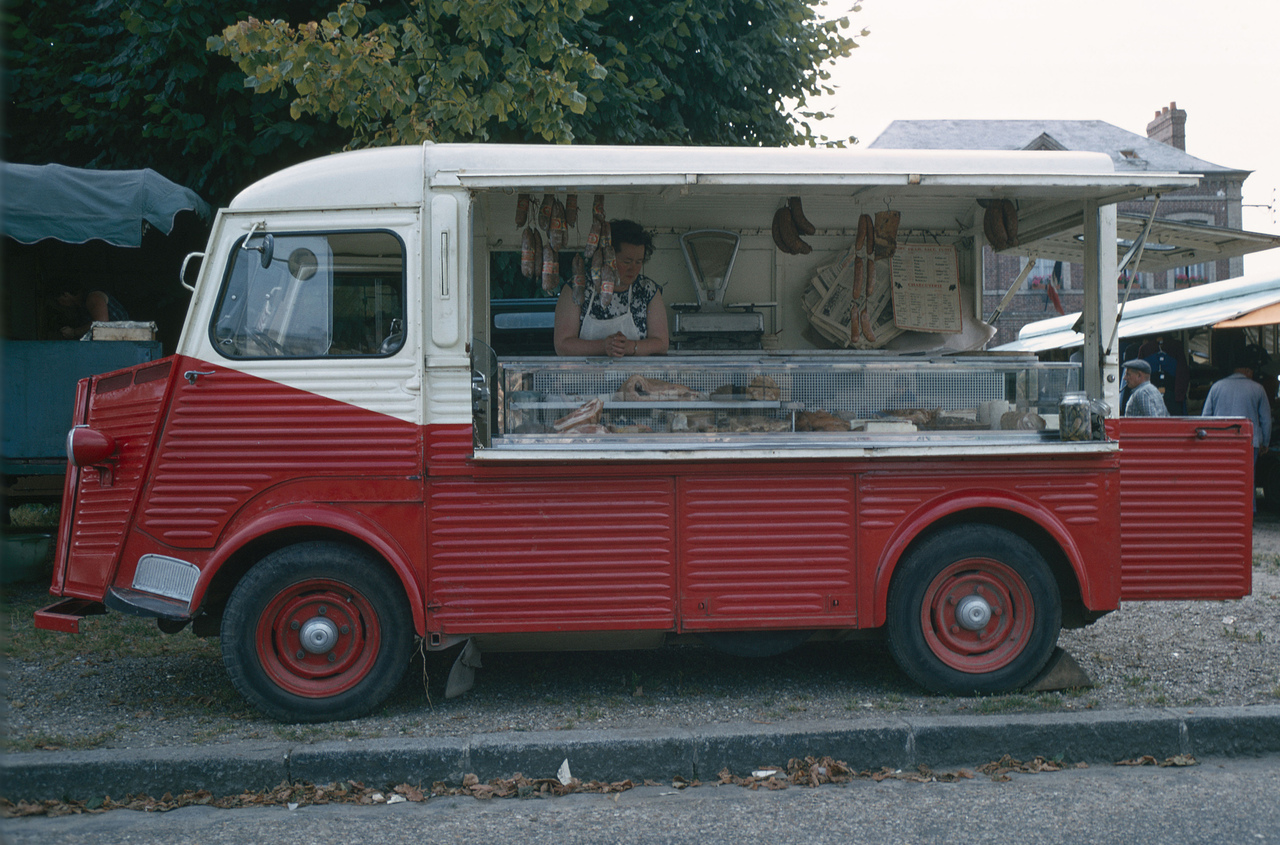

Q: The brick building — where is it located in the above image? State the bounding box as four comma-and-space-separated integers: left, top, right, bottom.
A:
870, 103, 1253, 348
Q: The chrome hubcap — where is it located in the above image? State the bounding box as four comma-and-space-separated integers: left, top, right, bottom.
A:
299, 617, 339, 654
955, 594, 993, 631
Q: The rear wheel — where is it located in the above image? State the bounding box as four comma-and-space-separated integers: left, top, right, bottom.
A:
886, 525, 1060, 695
221, 542, 412, 723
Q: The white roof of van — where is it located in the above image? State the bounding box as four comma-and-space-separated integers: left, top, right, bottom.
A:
229, 143, 1199, 212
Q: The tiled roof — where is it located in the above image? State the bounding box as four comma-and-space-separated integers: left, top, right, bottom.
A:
870, 119, 1247, 176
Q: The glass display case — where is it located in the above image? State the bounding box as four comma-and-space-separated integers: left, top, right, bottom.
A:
485, 354, 1080, 449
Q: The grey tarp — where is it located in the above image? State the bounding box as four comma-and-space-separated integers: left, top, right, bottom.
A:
0, 162, 211, 247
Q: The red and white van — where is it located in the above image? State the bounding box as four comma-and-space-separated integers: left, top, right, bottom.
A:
38, 144, 1254, 722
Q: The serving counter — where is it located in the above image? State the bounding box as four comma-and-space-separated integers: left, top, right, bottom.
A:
478, 353, 1090, 457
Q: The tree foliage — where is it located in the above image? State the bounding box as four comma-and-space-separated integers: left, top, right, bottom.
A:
2, 0, 351, 205
211, 0, 867, 148
3, 0, 866, 206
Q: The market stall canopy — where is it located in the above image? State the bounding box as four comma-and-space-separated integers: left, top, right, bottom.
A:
995, 270, 1280, 352
998, 212, 1280, 276
1, 162, 211, 248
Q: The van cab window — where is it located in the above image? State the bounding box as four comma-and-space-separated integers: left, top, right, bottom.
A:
211, 231, 406, 358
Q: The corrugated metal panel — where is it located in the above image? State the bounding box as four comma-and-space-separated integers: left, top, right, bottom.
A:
139, 363, 421, 547
425, 423, 474, 474
857, 460, 1122, 624
1109, 418, 1253, 599
427, 478, 677, 632
679, 475, 856, 628
63, 360, 174, 597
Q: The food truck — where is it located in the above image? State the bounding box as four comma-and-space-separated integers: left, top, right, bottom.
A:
36, 144, 1256, 722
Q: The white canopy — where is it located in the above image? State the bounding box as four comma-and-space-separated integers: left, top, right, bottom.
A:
995, 271, 1280, 352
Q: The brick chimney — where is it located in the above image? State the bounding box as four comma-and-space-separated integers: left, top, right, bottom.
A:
1146, 101, 1186, 150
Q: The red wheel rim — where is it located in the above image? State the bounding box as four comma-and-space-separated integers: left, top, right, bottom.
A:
255, 578, 381, 698
919, 558, 1034, 674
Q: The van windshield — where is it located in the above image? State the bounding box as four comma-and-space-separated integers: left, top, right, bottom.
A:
210, 230, 405, 359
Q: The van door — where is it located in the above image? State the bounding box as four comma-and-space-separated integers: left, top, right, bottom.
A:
1108, 417, 1253, 599
141, 225, 424, 550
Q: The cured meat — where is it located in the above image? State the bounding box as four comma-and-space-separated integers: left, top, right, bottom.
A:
984, 203, 1008, 250
850, 305, 862, 344
855, 214, 871, 253
541, 241, 559, 295
852, 255, 865, 298
560, 423, 610, 435
584, 216, 602, 260
860, 308, 876, 343
747, 375, 780, 401
726, 416, 790, 433
797, 410, 848, 432
589, 247, 604, 296
608, 423, 653, 434
788, 196, 816, 236
671, 412, 717, 432
613, 374, 707, 402
571, 253, 587, 305
592, 194, 605, 220
553, 397, 603, 431
865, 256, 875, 300
538, 195, 554, 230
1000, 199, 1019, 247
600, 222, 617, 307
548, 199, 568, 250
771, 207, 791, 254
873, 210, 900, 260
565, 194, 579, 228
520, 227, 537, 278
515, 193, 531, 227
772, 205, 811, 254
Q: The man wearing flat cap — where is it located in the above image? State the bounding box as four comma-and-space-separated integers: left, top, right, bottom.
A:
1122, 359, 1169, 417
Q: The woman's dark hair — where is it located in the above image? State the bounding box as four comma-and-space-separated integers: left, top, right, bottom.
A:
609, 219, 654, 260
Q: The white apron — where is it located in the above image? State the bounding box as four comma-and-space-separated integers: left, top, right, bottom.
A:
578, 285, 642, 341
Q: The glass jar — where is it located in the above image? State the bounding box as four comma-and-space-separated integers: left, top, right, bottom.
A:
1059, 391, 1092, 441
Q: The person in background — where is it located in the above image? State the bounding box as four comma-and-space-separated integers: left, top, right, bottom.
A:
57, 287, 130, 339
554, 220, 669, 358
1121, 359, 1169, 417
1203, 348, 1271, 459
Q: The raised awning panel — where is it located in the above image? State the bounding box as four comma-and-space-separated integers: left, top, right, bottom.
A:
997, 271, 1280, 351
1004, 212, 1280, 276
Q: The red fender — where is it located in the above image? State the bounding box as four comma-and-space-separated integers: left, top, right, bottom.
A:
868, 489, 1119, 628
192, 503, 427, 636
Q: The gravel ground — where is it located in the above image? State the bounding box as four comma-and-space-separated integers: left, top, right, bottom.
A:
4, 518, 1279, 754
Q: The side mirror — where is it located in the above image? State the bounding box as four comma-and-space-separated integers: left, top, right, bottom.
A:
259, 234, 275, 269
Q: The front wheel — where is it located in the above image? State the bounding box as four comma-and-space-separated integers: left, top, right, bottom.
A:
221, 542, 413, 723
886, 525, 1061, 695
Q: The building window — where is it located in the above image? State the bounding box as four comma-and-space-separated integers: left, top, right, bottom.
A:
1022, 258, 1069, 292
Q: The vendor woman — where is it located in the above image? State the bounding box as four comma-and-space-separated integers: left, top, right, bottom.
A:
554, 219, 669, 357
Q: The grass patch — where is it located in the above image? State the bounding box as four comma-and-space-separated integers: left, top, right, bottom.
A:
2, 727, 121, 753
3, 582, 220, 665
969, 694, 1041, 714
1221, 626, 1264, 643
1254, 555, 1280, 575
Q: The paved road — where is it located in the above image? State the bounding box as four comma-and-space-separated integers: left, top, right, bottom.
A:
6, 754, 1280, 845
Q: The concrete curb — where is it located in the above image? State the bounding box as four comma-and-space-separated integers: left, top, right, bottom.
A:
5, 705, 1280, 802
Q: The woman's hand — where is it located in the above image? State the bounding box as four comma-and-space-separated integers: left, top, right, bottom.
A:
604, 332, 635, 358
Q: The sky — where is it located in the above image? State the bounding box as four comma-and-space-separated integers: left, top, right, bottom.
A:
811, 0, 1280, 276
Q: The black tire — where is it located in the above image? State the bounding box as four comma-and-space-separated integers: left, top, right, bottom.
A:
886, 524, 1060, 695
221, 541, 413, 723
